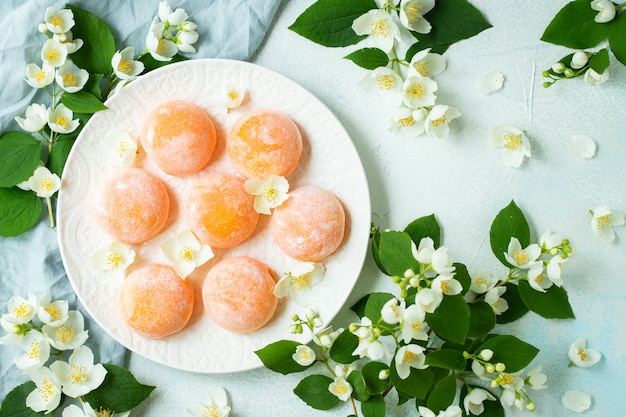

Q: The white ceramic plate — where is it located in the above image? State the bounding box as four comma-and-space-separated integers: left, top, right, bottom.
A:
57, 59, 370, 373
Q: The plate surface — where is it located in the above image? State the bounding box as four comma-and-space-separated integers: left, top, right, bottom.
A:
57, 59, 370, 373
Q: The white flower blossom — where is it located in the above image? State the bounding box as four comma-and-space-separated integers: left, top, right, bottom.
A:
41, 38, 68, 68
352, 9, 401, 52
388, 106, 426, 138
590, 206, 624, 242
464, 388, 496, 416
55, 61, 88, 93
274, 263, 325, 307
418, 405, 462, 417
15, 103, 48, 132
431, 246, 456, 277
3, 293, 38, 325
0, 316, 27, 345
402, 304, 429, 343
105, 130, 138, 167
562, 390, 592, 412
26, 366, 63, 413
48, 103, 79, 134
525, 366, 547, 390
432, 275, 463, 296
584, 68, 609, 85
37, 292, 68, 327
159, 1, 188, 25
485, 286, 508, 315
146, 17, 178, 61
221, 84, 246, 112
570, 51, 589, 69
540, 230, 563, 250
546, 254, 567, 287
44, 7, 75, 34
489, 125, 531, 168
569, 134, 596, 159
412, 237, 435, 264
504, 237, 541, 269
395, 344, 428, 379
351, 317, 389, 360
111, 46, 144, 80
25, 63, 55, 89
42, 310, 89, 351
91, 241, 136, 278
527, 264, 552, 293
360, 67, 404, 105
415, 288, 443, 313
399, 0, 435, 34
402, 75, 438, 108
470, 271, 497, 294
329, 376, 353, 401
187, 386, 231, 417
292, 345, 316, 366
53, 31, 83, 54
244, 175, 290, 215
161, 229, 214, 279
176, 29, 199, 53
477, 71, 505, 94
407, 48, 446, 78
27, 166, 61, 198
425, 105, 461, 139
381, 298, 405, 324
591, 0, 616, 23
15, 330, 50, 372
50, 345, 107, 398
568, 337, 601, 368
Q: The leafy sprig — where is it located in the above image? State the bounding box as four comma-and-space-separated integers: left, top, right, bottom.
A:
256, 201, 576, 416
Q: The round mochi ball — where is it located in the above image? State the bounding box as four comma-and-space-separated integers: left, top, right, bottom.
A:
271, 185, 345, 262
141, 100, 217, 176
228, 110, 302, 180
119, 264, 194, 339
202, 256, 277, 333
93, 167, 169, 244
185, 171, 259, 249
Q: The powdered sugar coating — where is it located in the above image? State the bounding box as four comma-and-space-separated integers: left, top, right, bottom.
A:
271, 185, 345, 262
202, 257, 277, 333
141, 100, 217, 176
228, 109, 302, 179
186, 171, 259, 249
93, 167, 170, 244
119, 264, 194, 339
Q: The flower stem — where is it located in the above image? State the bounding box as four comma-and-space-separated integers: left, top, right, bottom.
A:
46, 196, 55, 228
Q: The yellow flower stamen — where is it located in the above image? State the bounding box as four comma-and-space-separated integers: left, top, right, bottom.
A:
398, 115, 416, 127
68, 364, 89, 384
439, 279, 450, 294
474, 277, 486, 286
405, 3, 422, 21
28, 340, 41, 359
44, 304, 62, 321
430, 114, 447, 127
96, 408, 114, 417
514, 249, 529, 265
115, 140, 130, 159
54, 114, 70, 128
178, 245, 196, 262
201, 404, 220, 417
36, 378, 58, 403
403, 350, 418, 364
13, 302, 31, 319
411, 321, 423, 331
55, 324, 76, 344
117, 59, 133, 74
596, 214, 610, 230
408, 83, 425, 99
50, 15, 64, 28
34, 70, 48, 83
335, 384, 349, 396
63, 72, 78, 87
578, 348, 588, 361
415, 61, 429, 77
370, 19, 389, 38
46, 49, 60, 63
534, 273, 543, 284
376, 75, 397, 91
291, 272, 311, 290
156, 39, 166, 53
228, 92, 239, 101
106, 252, 125, 269
39, 177, 54, 193
504, 133, 522, 150
263, 186, 278, 203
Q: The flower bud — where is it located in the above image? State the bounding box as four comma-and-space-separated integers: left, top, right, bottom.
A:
495, 362, 506, 373
486, 364, 496, 373
550, 247, 558, 255
404, 269, 415, 279
551, 63, 566, 74
564, 68, 575, 78
319, 334, 331, 347
409, 277, 420, 288
349, 323, 359, 333
291, 314, 300, 322
295, 324, 303, 334
542, 81, 553, 88
378, 369, 390, 380
392, 275, 402, 283
289, 324, 298, 334
38, 23, 48, 33
372, 327, 382, 338
462, 351, 471, 359
479, 349, 494, 361
541, 70, 550, 78
313, 317, 323, 328
570, 51, 589, 69
526, 402, 536, 412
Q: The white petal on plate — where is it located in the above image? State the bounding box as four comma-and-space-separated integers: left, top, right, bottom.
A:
477, 71, 505, 94
562, 390, 591, 412
570, 134, 596, 159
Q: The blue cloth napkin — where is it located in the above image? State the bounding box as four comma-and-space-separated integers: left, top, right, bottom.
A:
0, 0, 280, 400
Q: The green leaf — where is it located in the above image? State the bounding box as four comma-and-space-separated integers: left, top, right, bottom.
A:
410, 0, 491, 53
293, 374, 339, 410
48, 136, 76, 178
0, 381, 47, 417
405, 42, 428, 63
0, 188, 42, 237
361, 361, 389, 394
0, 131, 42, 187
330, 329, 360, 364
364, 292, 396, 324
426, 295, 470, 344
67, 5, 116, 74
351, 293, 369, 317
344, 48, 389, 70
609, 13, 626, 65
489, 200, 530, 268
496, 282, 529, 324
254, 340, 310, 374
467, 301, 496, 341
361, 394, 386, 417
371, 225, 390, 275
347, 371, 370, 402
589, 48, 610, 73
378, 231, 420, 276
83, 73, 104, 99
453, 262, 471, 295
390, 363, 433, 399
404, 213, 441, 249
426, 372, 456, 412
61, 91, 107, 114
139, 53, 189, 73
518, 281, 575, 319
424, 348, 466, 370
288, 0, 376, 47
540, 0, 610, 48
83, 363, 155, 413
476, 335, 539, 373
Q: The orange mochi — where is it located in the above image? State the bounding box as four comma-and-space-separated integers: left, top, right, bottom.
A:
93, 167, 169, 244
228, 110, 302, 179
202, 257, 277, 333
141, 100, 216, 176
185, 171, 259, 249
271, 185, 345, 262
119, 264, 194, 339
